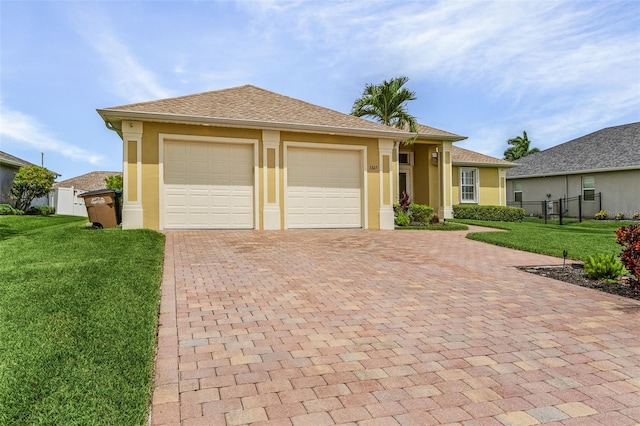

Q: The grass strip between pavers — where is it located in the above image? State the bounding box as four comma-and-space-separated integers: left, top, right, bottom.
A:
0, 215, 165, 425
453, 218, 632, 261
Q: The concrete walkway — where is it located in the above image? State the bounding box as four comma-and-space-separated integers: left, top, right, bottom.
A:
151, 228, 640, 425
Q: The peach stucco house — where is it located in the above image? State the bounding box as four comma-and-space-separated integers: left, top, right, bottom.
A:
97, 85, 513, 230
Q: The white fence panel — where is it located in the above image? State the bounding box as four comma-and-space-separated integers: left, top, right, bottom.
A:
51, 187, 87, 216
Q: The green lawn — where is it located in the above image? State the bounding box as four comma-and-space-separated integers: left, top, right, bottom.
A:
0, 215, 165, 425
454, 218, 633, 261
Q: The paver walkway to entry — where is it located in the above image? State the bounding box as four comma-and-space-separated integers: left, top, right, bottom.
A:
151, 228, 640, 425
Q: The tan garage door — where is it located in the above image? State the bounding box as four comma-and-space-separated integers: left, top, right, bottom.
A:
287, 147, 362, 228
163, 141, 254, 229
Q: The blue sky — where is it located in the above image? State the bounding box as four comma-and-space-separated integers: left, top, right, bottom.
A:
1, 0, 639, 181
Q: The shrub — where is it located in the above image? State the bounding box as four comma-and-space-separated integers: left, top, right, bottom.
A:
398, 191, 411, 212
395, 209, 410, 227
583, 254, 626, 281
25, 205, 56, 216
408, 203, 435, 225
633, 212, 640, 220
452, 205, 525, 222
0, 204, 23, 215
616, 224, 640, 286
615, 212, 625, 221
595, 210, 608, 220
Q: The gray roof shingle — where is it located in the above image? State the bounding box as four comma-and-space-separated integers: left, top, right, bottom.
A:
507, 122, 640, 178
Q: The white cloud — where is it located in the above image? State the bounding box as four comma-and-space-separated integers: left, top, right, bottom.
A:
0, 104, 103, 165
67, 5, 172, 103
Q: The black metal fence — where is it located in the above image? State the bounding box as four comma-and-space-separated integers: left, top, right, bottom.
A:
508, 193, 602, 224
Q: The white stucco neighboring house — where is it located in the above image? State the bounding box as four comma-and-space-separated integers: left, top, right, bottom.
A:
51, 171, 122, 216
506, 122, 640, 219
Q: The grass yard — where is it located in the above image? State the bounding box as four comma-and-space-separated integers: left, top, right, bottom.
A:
455, 218, 633, 261
0, 215, 165, 425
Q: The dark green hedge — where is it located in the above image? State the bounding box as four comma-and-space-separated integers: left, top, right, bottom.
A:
453, 204, 526, 222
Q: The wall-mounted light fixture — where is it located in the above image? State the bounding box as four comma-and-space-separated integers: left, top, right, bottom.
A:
431, 151, 439, 165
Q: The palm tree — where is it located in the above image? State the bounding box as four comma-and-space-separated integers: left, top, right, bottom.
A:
351, 76, 418, 139
504, 131, 540, 161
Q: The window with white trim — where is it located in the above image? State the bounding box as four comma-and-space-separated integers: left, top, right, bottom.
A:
582, 176, 595, 201
398, 151, 414, 166
514, 181, 522, 202
460, 167, 479, 203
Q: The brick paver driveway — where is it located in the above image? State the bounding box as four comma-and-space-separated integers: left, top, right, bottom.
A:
151, 228, 640, 425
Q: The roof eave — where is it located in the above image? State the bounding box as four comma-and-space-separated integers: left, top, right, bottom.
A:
416, 134, 468, 143
454, 161, 518, 168
0, 159, 28, 168
507, 165, 640, 179
97, 109, 413, 140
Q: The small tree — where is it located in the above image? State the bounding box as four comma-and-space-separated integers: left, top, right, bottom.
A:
10, 165, 56, 211
104, 175, 123, 190
504, 131, 540, 161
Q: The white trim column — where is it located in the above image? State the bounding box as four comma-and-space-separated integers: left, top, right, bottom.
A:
379, 139, 395, 230
439, 141, 453, 219
121, 121, 143, 229
499, 168, 507, 206
262, 130, 281, 230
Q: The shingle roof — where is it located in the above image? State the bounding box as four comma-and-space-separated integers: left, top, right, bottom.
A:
507, 122, 640, 178
415, 123, 466, 141
53, 171, 121, 191
0, 150, 34, 168
452, 146, 517, 167
98, 85, 413, 139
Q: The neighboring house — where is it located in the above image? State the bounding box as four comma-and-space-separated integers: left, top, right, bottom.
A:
51, 171, 122, 216
96, 85, 504, 231
506, 122, 640, 218
0, 150, 55, 207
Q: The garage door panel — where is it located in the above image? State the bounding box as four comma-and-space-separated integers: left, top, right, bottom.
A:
164, 141, 254, 229
287, 147, 362, 229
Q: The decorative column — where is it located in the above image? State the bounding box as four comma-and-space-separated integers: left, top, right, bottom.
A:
121, 121, 143, 229
499, 168, 507, 206
262, 130, 281, 229
379, 139, 395, 229
439, 141, 453, 219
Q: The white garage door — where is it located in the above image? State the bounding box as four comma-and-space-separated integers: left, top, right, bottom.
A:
287, 147, 362, 228
163, 141, 254, 229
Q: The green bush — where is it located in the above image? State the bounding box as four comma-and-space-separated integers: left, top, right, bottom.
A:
0, 204, 23, 215
408, 203, 435, 225
25, 205, 56, 216
583, 254, 626, 281
104, 174, 123, 190
453, 205, 525, 222
395, 209, 410, 227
